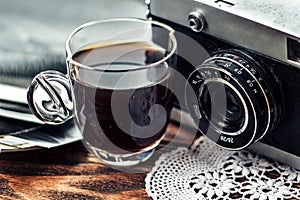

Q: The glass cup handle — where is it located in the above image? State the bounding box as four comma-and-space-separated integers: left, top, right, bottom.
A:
27, 70, 73, 124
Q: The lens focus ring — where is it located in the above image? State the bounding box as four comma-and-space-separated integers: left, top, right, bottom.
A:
185, 49, 279, 150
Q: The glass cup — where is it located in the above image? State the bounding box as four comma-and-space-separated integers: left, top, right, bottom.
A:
27, 18, 177, 166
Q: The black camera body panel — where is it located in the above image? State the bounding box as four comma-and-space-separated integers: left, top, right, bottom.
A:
149, 0, 300, 168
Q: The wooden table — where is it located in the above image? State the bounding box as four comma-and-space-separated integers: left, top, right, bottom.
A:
0, 123, 198, 200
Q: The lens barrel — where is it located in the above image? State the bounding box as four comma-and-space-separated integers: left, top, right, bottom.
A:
185, 49, 280, 150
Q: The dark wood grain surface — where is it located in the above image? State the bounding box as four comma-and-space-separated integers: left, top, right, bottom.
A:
0, 123, 198, 200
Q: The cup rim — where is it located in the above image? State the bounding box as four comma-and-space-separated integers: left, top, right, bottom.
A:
65, 18, 177, 72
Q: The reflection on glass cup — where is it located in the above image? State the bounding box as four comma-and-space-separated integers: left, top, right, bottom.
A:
27, 18, 177, 166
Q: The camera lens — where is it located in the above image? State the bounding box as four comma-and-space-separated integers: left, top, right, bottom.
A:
200, 81, 245, 133
185, 49, 280, 150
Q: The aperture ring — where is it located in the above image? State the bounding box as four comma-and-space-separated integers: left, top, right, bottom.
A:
207, 55, 271, 140
186, 66, 259, 149
185, 51, 274, 150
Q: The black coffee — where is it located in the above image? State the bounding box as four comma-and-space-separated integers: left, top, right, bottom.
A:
71, 42, 174, 154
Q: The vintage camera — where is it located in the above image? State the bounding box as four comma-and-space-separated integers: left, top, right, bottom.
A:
149, 0, 300, 168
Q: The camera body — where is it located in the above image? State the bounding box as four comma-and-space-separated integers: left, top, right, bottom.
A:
149, 0, 300, 168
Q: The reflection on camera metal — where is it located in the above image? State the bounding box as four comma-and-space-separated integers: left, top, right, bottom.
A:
288, 38, 300, 63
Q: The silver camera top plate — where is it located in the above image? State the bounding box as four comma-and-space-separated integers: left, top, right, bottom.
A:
197, 0, 300, 38
150, 0, 300, 68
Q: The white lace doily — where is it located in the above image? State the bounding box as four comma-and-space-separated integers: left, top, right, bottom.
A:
145, 137, 300, 200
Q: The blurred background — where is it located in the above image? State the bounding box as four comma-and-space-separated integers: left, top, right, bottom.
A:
0, 0, 146, 87
0, 0, 146, 138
